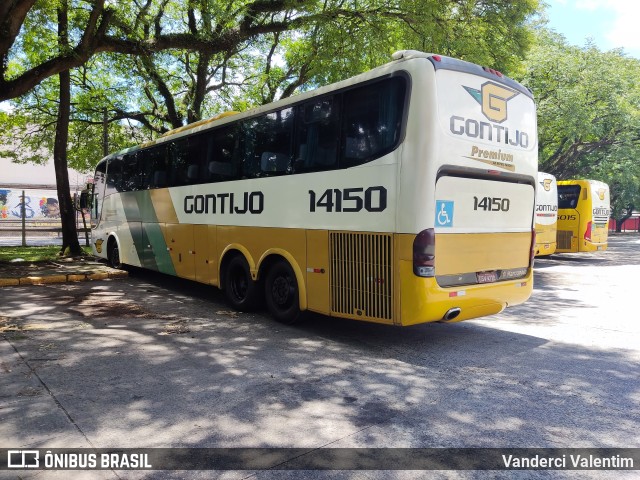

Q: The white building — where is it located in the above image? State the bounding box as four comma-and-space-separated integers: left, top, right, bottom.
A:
0, 157, 89, 221
0, 156, 88, 190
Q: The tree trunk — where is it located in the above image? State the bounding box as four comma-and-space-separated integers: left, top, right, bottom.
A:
614, 203, 634, 233
55, 0, 82, 256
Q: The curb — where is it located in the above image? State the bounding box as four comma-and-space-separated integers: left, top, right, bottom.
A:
0, 269, 128, 287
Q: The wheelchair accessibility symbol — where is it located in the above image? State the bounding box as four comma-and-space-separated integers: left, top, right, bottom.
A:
436, 200, 454, 227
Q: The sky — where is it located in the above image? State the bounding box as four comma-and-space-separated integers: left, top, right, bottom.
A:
545, 0, 640, 58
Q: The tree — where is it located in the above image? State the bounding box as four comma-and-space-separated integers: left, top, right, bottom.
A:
52, 0, 83, 254
99, 0, 540, 133
520, 29, 640, 226
590, 147, 640, 232
2, 0, 541, 255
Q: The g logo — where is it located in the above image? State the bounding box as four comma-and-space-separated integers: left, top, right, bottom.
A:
597, 188, 606, 201
540, 179, 552, 192
464, 81, 519, 124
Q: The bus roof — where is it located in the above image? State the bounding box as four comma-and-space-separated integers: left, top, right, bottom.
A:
557, 179, 609, 188
392, 50, 533, 99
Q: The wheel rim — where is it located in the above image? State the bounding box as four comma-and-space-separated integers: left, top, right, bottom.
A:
229, 266, 248, 301
271, 273, 294, 308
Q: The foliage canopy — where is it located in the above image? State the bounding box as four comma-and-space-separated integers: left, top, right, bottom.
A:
519, 29, 640, 224
3, 0, 639, 230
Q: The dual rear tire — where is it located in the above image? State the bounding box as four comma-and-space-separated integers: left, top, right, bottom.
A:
223, 256, 301, 324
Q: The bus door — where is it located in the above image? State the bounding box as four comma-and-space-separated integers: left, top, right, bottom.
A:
91, 161, 108, 227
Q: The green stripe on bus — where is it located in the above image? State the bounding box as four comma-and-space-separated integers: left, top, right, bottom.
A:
144, 222, 176, 275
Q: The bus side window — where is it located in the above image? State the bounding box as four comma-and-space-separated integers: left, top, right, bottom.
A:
122, 153, 142, 191
241, 118, 261, 178
205, 125, 239, 182
341, 77, 406, 168
106, 156, 123, 194
139, 146, 169, 189
242, 108, 294, 178
295, 97, 340, 172
184, 134, 207, 185
152, 146, 169, 189
168, 138, 190, 187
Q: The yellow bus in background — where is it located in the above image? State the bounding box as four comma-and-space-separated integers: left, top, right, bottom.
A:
556, 179, 610, 253
89, 50, 538, 326
534, 172, 557, 256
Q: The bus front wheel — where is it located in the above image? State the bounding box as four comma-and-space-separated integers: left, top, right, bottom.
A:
265, 260, 301, 324
223, 255, 259, 311
107, 238, 121, 269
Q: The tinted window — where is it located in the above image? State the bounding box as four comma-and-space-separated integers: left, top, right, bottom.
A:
139, 146, 169, 189
168, 138, 192, 186
96, 160, 107, 175
122, 154, 142, 191
103, 74, 408, 191
558, 185, 581, 209
295, 97, 340, 172
241, 108, 294, 178
341, 76, 406, 167
203, 125, 239, 182
106, 156, 123, 195
184, 135, 208, 185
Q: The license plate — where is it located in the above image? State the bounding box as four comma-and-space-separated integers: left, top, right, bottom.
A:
477, 271, 498, 283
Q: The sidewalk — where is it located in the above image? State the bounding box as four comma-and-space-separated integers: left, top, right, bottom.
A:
0, 256, 127, 287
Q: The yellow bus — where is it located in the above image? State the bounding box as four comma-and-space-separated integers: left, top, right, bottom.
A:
89, 50, 538, 325
556, 179, 610, 253
534, 172, 558, 256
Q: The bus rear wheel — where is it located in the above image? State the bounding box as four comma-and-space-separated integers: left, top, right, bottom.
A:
265, 260, 301, 324
223, 255, 259, 311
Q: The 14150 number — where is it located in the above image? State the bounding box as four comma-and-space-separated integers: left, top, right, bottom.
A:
309, 186, 387, 213
473, 196, 510, 212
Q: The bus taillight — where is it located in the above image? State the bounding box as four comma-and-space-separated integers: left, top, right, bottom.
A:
584, 221, 592, 241
529, 229, 536, 267
413, 228, 435, 277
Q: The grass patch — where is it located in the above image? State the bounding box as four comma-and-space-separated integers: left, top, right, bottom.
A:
0, 246, 92, 263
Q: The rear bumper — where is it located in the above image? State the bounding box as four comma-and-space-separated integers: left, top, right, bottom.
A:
398, 260, 533, 326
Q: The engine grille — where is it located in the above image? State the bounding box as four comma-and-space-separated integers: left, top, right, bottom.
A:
329, 232, 393, 320
557, 230, 573, 250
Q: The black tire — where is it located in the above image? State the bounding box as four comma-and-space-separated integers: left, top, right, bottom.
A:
223, 255, 260, 311
107, 238, 121, 269
265, 260, 302, 324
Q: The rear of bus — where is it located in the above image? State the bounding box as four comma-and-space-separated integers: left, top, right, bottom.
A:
557, 179, 610, 252
534, 172, 558, 256
395, 51, 537, 325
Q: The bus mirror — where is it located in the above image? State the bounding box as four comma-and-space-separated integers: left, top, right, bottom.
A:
77, 191, 89, 210
78, 184, 94, 210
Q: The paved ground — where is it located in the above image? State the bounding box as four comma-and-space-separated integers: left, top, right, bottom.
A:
0, 235, 638, 479
0, 256, 126, 287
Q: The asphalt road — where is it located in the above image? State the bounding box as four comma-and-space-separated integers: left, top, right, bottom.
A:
1, 235, 639, 479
